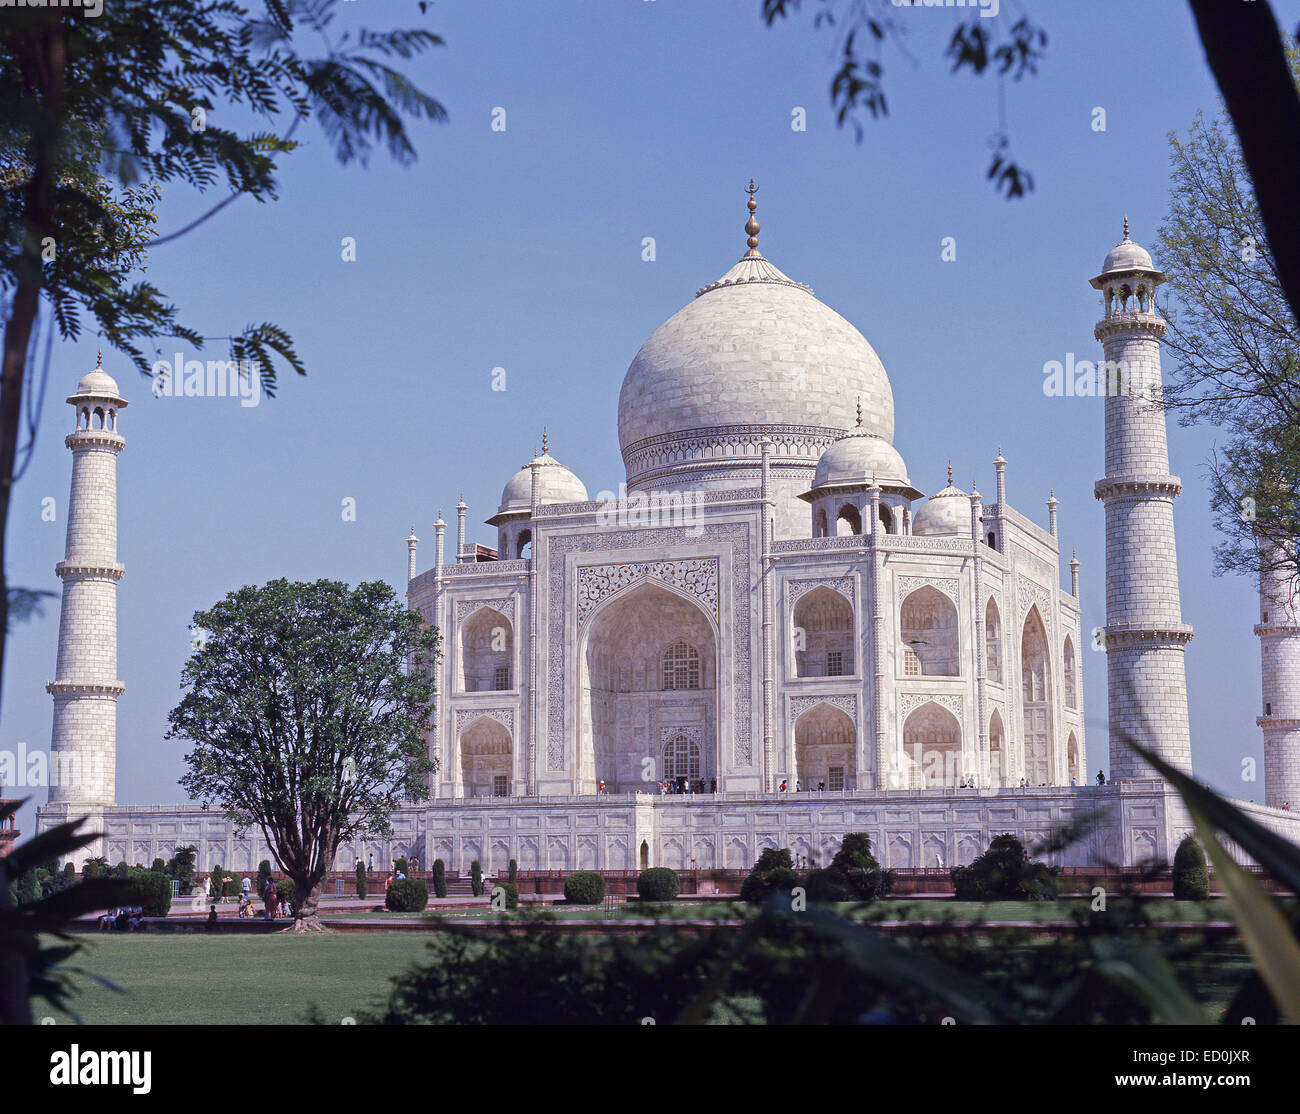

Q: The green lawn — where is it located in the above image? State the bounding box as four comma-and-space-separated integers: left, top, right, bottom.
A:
54, 933, 436, 1025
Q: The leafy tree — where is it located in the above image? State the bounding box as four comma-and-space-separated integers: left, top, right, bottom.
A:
0, 0, 445, 719
167, 845, 197, 894
740, 848, 798, 905
1172, 835, 1211, 901
828, 833, 894, 900
169, 578, 440, 931
150, 858, 165, 874
951, 834, 1058, 902
394, 856, 410, 878
81, 856, 107, 880
1156, 51, 1300, 586
257, 860, 273, 898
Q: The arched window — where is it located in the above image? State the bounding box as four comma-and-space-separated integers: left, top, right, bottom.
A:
989, 709, 1005, 788
1021, 607, 1052, 785
661, 640, 700, 691
900, 586, 959, 676
516, 529, 532, 559
878, 505, 893, 534
792, 586, 854, 678
836, 504, 862, 536
985, 598, 1002, 686
814, 509, 828, 538
662, 734, 701, 780
1063, 636, 1078, 709
1067, 732, 1080, 785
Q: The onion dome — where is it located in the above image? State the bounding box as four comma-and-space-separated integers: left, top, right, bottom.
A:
803, 399, 922, 500
912, 466, 972, 537
1091, 216, 1163, 286
489, 431, 588, 523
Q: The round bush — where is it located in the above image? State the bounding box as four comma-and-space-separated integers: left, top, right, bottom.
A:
802, 868, 848, 903
563, 871, 605, 905
386, 877, 429, 912
492, 882, 519, 910
1172, 835, 1210, 901
636, 867, 680, 903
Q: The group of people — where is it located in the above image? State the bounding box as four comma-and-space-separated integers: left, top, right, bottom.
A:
233, 874, 289, 920
96, 906, 145, 931
657, 777, 717, 795
777, 779, 829, 793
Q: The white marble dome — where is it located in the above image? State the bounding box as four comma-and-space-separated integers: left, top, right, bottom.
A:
618, 250, 894, 485
814, 431, 912, 490
912, 481, 971, 537
498, 451, 588, 513
73, 367, 122, 398
1099, 236, 1153, 276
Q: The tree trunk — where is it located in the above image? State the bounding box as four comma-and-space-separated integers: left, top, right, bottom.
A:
288, 880, 328, 933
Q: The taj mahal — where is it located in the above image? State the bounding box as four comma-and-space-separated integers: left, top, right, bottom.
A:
34, 190, 1300, 875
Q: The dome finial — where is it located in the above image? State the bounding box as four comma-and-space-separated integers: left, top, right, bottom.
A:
744, 179, 761, 256
855, 396, 862, 428
542, 426, 548, 454
947, 461, 953, 486
96, 348, 102, 369
1122, 214, 1130, 241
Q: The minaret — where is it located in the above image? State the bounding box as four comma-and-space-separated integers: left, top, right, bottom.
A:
40, 358, 127, 860
1090, 220, 1194, 778
406, 524, 419, 584
1256, 535, 1300, 808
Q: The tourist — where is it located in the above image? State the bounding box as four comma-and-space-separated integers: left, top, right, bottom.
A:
710, 777, 717, 793
1096, 770, 1106, 785
263, 879, 276, 921
278, 893, 290, 917
795, 779, 802, 792
238, 892, 252, 918
779, 780, 788, 793
818, 780, 825, 793
241, 874, 251, 902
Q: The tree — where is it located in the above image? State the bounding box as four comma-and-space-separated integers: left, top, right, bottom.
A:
951, 834, 1057, 902
1156, 51, 1300, 586
740, 848, 798, 905
169, 578, 439, 932
1172, 835, 1211, 901
355, 861, 367, 901
167, 845, 197, 894
432, 859, 447, 899
0, 0, 446, 719
827, 833, 894, 900
470, 860, 484, 898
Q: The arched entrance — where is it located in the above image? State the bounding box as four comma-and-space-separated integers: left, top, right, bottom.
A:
792, 586, 854, 678
793, 702, 856, 790
902, 702, 962, 788
640, 841, 649, 869
459, 715, 513, 798
459, 606, 513, 692
989, 709, 1005, 787
1021, 606, 1053, 785
580, 582, 718, 793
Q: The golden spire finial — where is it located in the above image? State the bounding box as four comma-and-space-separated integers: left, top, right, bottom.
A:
947, 461, 953, 486
1122, 214, 1130, 241
541, 427, 548, 454
96, 348, 102, 368
744, 179, 761, 253
855, 396, 862, 428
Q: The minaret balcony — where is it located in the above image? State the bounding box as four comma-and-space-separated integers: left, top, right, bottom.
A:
1093, 475, 1182, 501
54, 561, 125, 581
1254, 623, 1300, 637
46, 679, 126, 696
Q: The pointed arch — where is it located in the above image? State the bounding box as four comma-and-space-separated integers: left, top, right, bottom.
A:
902, 701, 962, 789
835, 503, 862, 536
989, 708, 1005, 788
1021, 606, 1053, 785
459, 714, 513, 798
792, 585, 854, 678
900, 585, 959, 676
1063, 634, 1078, 709
1067, 731, 1080, 785
985, 597, 1003, 685
459, 606, 513, 692
793, 702, 856, 791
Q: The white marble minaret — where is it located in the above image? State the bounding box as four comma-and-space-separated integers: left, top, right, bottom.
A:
1256, 536, 1300, 808
38, 359, 127, 858
1091, 221, 1194, 779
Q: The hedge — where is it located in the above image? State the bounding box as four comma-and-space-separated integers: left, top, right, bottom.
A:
636, 868, 680, 903
387, 877, 429, 912
563, 871, 605, 905
1172, 835, 1210, 901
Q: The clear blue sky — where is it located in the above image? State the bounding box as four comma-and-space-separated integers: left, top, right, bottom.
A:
7, 0, 1293, 836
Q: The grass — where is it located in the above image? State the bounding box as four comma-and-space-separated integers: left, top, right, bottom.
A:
54, 933, 435, 1025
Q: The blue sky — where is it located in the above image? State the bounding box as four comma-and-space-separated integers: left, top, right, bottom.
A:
7, 0, 1293, 835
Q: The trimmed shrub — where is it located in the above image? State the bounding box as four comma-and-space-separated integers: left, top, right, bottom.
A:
1172, 835, 1210, 901
257, 860, 273, 895
432, 859, 447, 899
150, 858, 166, 874
470, 860, 484, 897
114, 861, 130, 879
952, 834, 1058, 902
563, 871, 605, 905
636, 867, 680, 903
386, 877, 429, 912
508, 859, 518, 884
492, 882, 519, 910
355, 861, 367, 900
127, 869, 172, 917
394, 856, 410, 878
